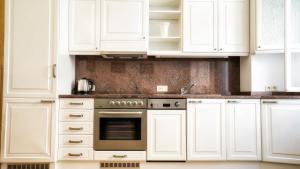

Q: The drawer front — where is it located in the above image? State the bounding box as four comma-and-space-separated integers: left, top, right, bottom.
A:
94, 151, 146, 161
60, 122, 93, 135
59, 135, 93, 148
58, 148, 93, 161
60, 99, 94, 109
60, 109, 93, 122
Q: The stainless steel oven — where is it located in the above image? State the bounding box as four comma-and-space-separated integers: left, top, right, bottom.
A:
94, 98, 147, 151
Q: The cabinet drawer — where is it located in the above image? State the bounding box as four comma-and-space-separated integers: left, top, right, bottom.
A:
94, 151, 146, 161
60, 122, 93, 135
59, 135, 93, 148
58, 148, 93, 161
60, 99, 94, 109
60, 109, 93, 122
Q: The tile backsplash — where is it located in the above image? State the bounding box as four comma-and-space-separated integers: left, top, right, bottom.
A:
75, 56, 240, 94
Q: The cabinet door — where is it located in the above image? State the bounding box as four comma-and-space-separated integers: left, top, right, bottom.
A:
183, 0, 217, 52
100, 0, 148, 51
290, 0, 300, 49
256, 0, 284, 51
1, 98, 55, 162
219, 0, 249, 53
4, 0, 56, 98
147, 110, 186, 161
187, 99, 226, 161
226, 99, 261, 160
69, 0, 100, 52
261, 100, 300, 165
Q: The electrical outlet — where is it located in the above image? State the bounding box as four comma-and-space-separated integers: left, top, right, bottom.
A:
265, 86, 271, 91
157, 85, 168, 93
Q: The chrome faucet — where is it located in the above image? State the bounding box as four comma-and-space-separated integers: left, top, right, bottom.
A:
181, 81, 198, 95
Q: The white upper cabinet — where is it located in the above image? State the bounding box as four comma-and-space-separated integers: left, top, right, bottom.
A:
219, 0, 249, 53
4, 0, 57, 98
261, 100, 300, 165
147, 110, 186, 161
285, 0, 300, 91
187, 99, 226, 161
183, 0, 249, 54
226, 99, 261, 161
69, 0, 100, 53
100, 0, 148, 52
183, 0, 217, 52
251, 0, 285, 53
1, 98, 55, 162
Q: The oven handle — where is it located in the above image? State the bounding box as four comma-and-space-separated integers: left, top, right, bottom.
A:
98, 111, 143, 115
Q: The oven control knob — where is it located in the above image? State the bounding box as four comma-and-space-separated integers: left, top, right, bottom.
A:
109, 101, 116, 105
132, 101, 138, 106
116, 101, 121, 106
138, 101, 144, 106
121, 101, 126, 105
127, 101, 133, 106
175, 102, 181, 107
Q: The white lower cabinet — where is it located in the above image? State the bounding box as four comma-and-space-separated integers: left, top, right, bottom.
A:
147, 110, 186, 161
261, 99, 300, 164
226, 99, 261, 160
187, 99, 226, 161
1, 98, 55, 162
58, 98, 94, 161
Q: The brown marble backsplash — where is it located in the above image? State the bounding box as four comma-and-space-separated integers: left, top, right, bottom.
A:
75, 56, 240, 95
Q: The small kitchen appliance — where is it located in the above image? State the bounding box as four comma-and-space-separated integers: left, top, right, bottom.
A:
77, 78, 95, 94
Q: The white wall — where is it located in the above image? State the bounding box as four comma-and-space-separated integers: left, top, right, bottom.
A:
240, 54, 285, 92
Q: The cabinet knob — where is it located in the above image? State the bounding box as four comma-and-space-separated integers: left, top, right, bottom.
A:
258, 45, 261, 48
219, 48, 223, 51
142, 36, 146, 40
214, 48, 217, 51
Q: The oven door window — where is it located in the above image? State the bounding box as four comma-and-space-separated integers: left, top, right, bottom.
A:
100, 118, 141, 140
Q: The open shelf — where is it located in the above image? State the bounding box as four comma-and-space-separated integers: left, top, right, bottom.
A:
150, 10, 181, 20
150, 36, 181, 42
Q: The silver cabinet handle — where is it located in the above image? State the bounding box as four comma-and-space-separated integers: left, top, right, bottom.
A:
69, 102, 84, 105
41, 100, 55, 104
68, 153, 83, 157
227, 100, 239, 103
262, 101, 278, 104
53, 64, 57, 78
188, 101, 202, 104
68, 140, 83, 144
68, 127, 83, 131
113, 155, 127, 158
69, 114, 84, 118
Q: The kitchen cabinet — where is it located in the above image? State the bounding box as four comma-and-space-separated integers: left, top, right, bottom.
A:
69, 0, 100, 53
187, 99, 226, 161
3, 0, 57, 98
285, 0, 300, 91
183, 0, 249, 54
58, 98, 94, 161
251, 0, 285, 53
147, 110, 186, 161
183, 0, 217, 52
226, 99, 261, 161
100, 0, 148, 52
1, 98, 56, 162
219, 0, 249, 53
261, 100, 300, 164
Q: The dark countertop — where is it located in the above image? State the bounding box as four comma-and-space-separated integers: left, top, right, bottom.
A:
59, 93, 300, 99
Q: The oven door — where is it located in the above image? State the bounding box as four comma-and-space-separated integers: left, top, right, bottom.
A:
94, 109, 146, 151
